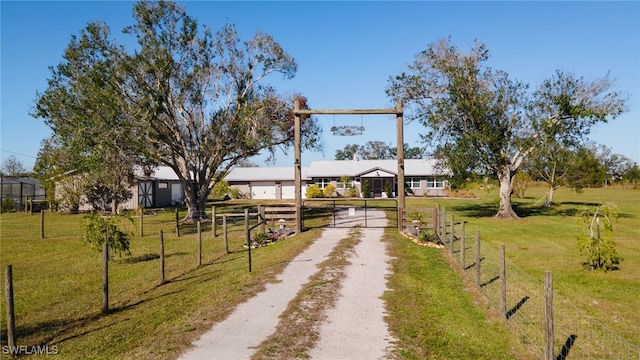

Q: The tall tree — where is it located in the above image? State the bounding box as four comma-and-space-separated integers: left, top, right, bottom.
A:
334, 144, 361, 160
334, 141, 424, 160
388, 38, 626, 218
33, 1, 322, 221
33, 21, 138, 213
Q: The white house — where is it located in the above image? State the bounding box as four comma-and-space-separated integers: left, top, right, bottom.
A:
225, 158, 449, 200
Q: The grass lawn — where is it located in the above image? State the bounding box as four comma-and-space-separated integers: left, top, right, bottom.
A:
405, 185, 640, 357
1, 187, 638, 359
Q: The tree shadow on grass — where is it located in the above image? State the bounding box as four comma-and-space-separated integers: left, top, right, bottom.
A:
7, 287, 185, 349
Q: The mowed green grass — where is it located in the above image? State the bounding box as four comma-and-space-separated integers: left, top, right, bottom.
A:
406, 186, 640, 349
0, 205, 323, 359
1, 187, 637, 359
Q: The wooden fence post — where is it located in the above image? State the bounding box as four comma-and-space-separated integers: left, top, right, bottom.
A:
441, 207, 447, 240
197, 220, 202, 267
40, 210, 45, 239
159, 230, 165, 285
223, 215, 229, 254
175, 208, 180, 237
260, 205, 266, 233
475, 231, 481, 287
5, 265, 16, 349
449, 215, 455, 254
460, 222, 465, 269
398, 207, 404, 232
544, 271, 554, 360
139, 208, 144, 238
245, 208, 251, 273
499, 244, 507, 319
102, 241, 109, 314
212, 205, 216, 238
432, 206, 438, 234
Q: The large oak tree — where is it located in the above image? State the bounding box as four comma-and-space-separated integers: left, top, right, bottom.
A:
34, 1, 322, 220
387, 38, 626, 218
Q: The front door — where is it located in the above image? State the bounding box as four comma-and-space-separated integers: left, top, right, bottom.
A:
373, 178, 383, 198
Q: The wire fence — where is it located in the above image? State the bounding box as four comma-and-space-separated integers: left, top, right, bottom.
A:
437, 209, 640, 360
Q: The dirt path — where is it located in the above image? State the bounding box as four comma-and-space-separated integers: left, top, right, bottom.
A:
178, 209, 395, 360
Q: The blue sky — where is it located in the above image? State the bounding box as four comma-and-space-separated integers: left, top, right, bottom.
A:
2, 1, 639, 170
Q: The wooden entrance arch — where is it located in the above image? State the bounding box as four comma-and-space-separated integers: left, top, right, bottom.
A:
293, 100, 405, 233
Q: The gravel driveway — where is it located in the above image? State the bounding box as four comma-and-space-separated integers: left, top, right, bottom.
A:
179, 208, 395, 360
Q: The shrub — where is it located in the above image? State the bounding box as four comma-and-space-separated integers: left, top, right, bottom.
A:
384, 182, 394, 198
323, 184, 336, 198
361, 181, 371, 198
576, 203, 623, 271
305, 184, 323, 198
1, 197, 17, 213
418, 228, 440, 244
83, 212, 133, 259
253, 231, 273, 246
513, 173, 532, 199
346, 186, 360, 198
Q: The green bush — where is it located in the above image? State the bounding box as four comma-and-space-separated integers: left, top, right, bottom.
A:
305, 184, 323, 198
346, 186, 360, 197
361, 181, 371, 198
384, 182, 394, 198
83, 212, 133, 259
1, 197, 17, 213
323, 184, 336, 198
576, 203, 623, 271
418, 228, 440, 244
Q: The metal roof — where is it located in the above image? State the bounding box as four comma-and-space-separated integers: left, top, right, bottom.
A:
306, 159, 447, 177
224, 159, 448, 182
225, 167, 310, 182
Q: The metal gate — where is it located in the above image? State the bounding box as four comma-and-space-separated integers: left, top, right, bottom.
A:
301, 199, 397, 229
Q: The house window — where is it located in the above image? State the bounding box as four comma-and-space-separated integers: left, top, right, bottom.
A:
426, 177, 444, 189
406, 177, 421, 189
158, 182, 168, 189
314, 178, 331, 189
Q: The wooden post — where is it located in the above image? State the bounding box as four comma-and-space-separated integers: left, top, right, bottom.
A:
139, 207, 144, 238
499, 244, 507, 319
245, 208, 251, 272
396, 100, 405, 216
5, 265, 16, 350
223, 215, 229, 253
460, 222, 465, 269
102, 241, 109, 314
197, 220, 202, 267
449, 215, 455, 254
544, 271, 554, 360
28, 196, 33, 215
212, 205, 216, 238
40, 210, 45, 239
398, 207, 404, 232
475, 231, 481, 287
441, 207, 447, 241
175, 207, 180, 237
159, 230, 165, 285
294, 100, 302, 234
432, 207, 438, 235
260, 205, 266, 233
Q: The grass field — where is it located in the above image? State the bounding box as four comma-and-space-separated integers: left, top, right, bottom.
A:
1, 186, 638, 359
405, 185, 640, 357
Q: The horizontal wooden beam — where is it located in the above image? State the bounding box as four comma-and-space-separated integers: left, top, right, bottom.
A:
293, 108, 402, 115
